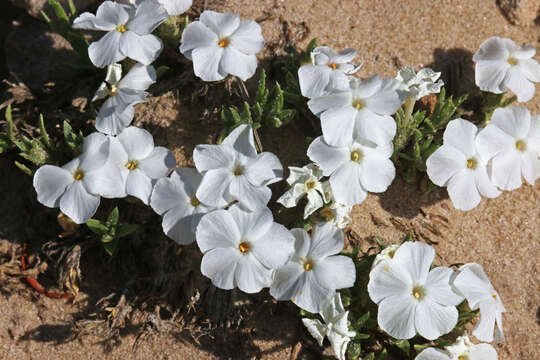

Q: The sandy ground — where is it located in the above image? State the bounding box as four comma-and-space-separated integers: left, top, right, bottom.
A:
1, 0, 539, 359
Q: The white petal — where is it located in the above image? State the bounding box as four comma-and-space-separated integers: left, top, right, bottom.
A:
88, 31, 124, 68
327, 331, 351, 360
476, 124, 514, 161
269, 263, 304, 300
320, 106, 357, 147
193, 143, 236, 172
73, 12, 115, 31
415, 348, 451, 360
359, 154, 395, 193
96, 1, 132, 26
118, 63, 156, 90
60, 181, 100, 224
308, 91, 351, 116
92, 82, 110, 102
83, 163, 125, 198
291, 228, 311, 259
393, 242, 434, 284
329, 163, 366, 206
179, 21, 218, 59
117, 126, 153, 159
473, 301, 498, 342
33, 165, 74, 208
251, 223, 294, 269
377, 294, 417, 339
201, 247, 240, 290
125, 169, 153, 204
199, 10, 240, 37
95, 100, 133, 135
304, 190, 324, 218
119, 32, 163, 65
229, 19, 264, 55
160, 0, 192, 16
473, 37, 511, 62
228, 205, 273, 241
490, 106, 531, 140
294, 271, 334, 313
162, 205, 195, 244
234, 254, 272, 293
521, 150, 540, 184
354, 110, 397, 146
127, 0, 168, 35
115, 88, 147, 113
425, 267, 464, 306
229, 176, 271, 211
491, 151, 522, 190
172, 167, 203, 195
245, 152, 283, 186
469, 344, 498, 360
138, 147, 176, 179
196, 209, 240, 252
150, 176, 189, 215
307, 137, 349, 176
221, 124, 256, 158
474, 60, 509, 93
447, 170, 482, 211
415, 299, 458, 340
298, 65, 332, 98
352, 75, 382, 98
443, 119, 478, 157
191, 45, 225, 81
504, 66, 535, 102
519, 58, 540, 82
220, 47, 257, 81
426, 145, 467, 186
453, 263, 496, 309
302, 319, 326, 346
474, 166, 501, 199
195, 168, 232, 207
363, 78, 402, 115
314, 255, 355, 290
309, 222, 344, 258
277, 184, 305, 208
368, 261, 412, 304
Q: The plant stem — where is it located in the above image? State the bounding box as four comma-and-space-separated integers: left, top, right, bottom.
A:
402, 96, 416, 128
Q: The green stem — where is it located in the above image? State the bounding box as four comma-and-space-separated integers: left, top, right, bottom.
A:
402, 96, 416, 128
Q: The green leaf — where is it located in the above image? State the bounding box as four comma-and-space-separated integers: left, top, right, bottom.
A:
38, 114, 52, 149
14, 161, 33, 176
116, 224, 138, 238
354, 333, 370, 340
393, 339, 410, 355
6, 104, 14, 140
102, 237, 118, 256
375, 349, 388, 360
86, 219, 108, 235
106, 207, 119, 227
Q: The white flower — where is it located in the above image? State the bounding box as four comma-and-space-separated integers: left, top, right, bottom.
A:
108, 127, 175, 204
277, 164, 326, 218
93, 63, 156, 135
476, 106, 540, 191
396, 66, 444, 100
473, 36, 540, 102
307, 75, 403, 147
307, 134, 395, 206
302, 293, 356, 360
195, 205, 294, 293
151, 167, 222, 245
426, 118, 501, 211
33, 133, 123, 224
452, 263, 506, 343
193, 124, 283, 211
131, 0, 192, 16
367, 242, 463, 340
179, 10, 264, 81
371, 244, 400, 269
318, 181, 352, 229
73, 0, 167, 67
298, 46, 361, 98
415, 334, 498, 360
270, 223, 356, 313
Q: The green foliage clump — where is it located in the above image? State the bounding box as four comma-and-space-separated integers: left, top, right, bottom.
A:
87, 207, 138, 256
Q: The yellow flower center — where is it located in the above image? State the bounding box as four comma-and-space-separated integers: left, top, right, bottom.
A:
116, 24, 127, 33
190, 195, 200, 207
507, 57, 517, 66
328, 63, 338, 70
320, 208, 335, 221
218, 38, 229, 48
305, 179, 316, 190
109, 84, 119, 96
412, 285, 425, 300
350, 150, 363, 163
515, 140, 526, 151
125, 160, 138, 171
466, 158, 477, 169
492, 294, 498, 300
387, 248, 396, 259
302, 258, 314, 271
238, 241, 250, 253
73, 169, 84, 181
233, 165, 244, 176
458, 356, 469, 360
352, 99, 365, 110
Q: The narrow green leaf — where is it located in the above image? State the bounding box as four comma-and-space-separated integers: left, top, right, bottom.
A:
6, 104, 14, 140
67, 0, 76, 17
106, 207, 119, 227
116, 224, 138, 238
86, 219, 109, 235
14, 161, 33, 175
38, 114, 52, 149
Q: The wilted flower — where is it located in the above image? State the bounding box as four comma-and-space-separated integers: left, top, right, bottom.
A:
270, 223, 356, 313
415, 334, 498, 360
194, 125, 282, 211
151, 167, 220, 245
180, 10, 264, 81
371, 244, 400, 269
93, 63, 156, 135
396, 66, 444, 100
453, 263, 506, 343
426, 118, 501, 211
473, 36, 540, 102
277, 164, 326, 218
298, 46, 361, 98
196, 205, 294, 293
367, 242, 463, 340
476, 106, 540, 191
308, 75, 403, 147
73, 0, 167, 67
109, 126, 175, 204
307, 134, 395, 206
318, 181, 352, 229
302, 293, 356, 360
33, 133, 123, 224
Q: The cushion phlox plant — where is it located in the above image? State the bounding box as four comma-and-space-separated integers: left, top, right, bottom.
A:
180, 10, 265, 81
73, 0, 168, 67
93, 63, 157, 135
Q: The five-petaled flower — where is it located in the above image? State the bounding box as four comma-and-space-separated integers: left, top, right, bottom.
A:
180, 10, 265, 81
473, 36, 540, 102
73, 0, 167, 67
